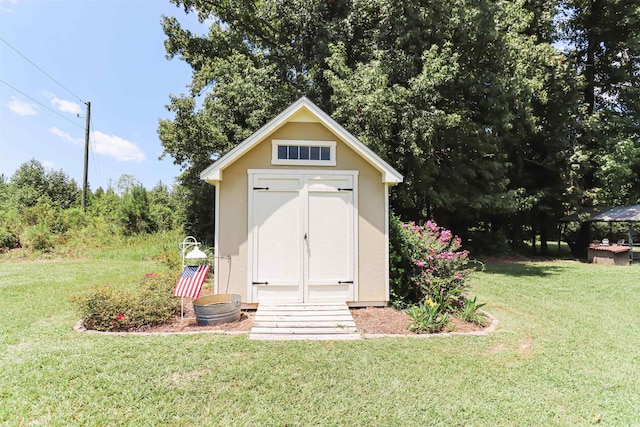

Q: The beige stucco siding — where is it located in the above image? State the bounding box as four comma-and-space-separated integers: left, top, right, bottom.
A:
216, 121, 387, 302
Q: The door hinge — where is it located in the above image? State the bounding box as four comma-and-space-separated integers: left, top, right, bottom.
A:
253, 187, 269, 190
338, 280, 354, 284
252, 281, 269, 285
337, 188, 353, 191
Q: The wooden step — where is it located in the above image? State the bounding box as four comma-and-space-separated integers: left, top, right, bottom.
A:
249, 302, 361, 341
255, 313, 353, 322
250, 333, 362, 341
254, 321, 355, 328
250, 327, 357, 335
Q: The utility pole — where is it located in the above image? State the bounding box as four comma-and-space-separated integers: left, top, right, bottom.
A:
81, 101, 91, 211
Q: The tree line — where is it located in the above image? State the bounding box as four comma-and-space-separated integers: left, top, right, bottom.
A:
0, 159, 186, 252
158, 0, 639, 255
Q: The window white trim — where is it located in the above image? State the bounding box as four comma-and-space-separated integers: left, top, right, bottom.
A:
271, 140, 337, 166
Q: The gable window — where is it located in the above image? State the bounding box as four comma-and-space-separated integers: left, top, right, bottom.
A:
272, 140, 336, 166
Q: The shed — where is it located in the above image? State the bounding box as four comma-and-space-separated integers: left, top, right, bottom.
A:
200, 97, 403, 307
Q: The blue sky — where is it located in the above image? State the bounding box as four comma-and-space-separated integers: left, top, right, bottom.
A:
0, 0, 207, 190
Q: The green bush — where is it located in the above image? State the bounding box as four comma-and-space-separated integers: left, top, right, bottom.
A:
22, 223, 54, 251
116, 186, 156, 235
73, 271, 180, 331
153, 249, 182, 272
0, 226, 19, 251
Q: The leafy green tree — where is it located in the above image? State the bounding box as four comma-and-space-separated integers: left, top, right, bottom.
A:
46, 169, 81, 209
149, 181, 186, 231
9, 159, 48, 209
561, 0, 640, 206
89, 187, 120, 218
8, 159, 80, 211
159, 0, 579, 248
0, 174, 9, 207
116, 185, 156, 235
554, 0, 640, 255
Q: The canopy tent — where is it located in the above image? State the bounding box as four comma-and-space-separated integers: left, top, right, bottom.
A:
589, 205, 640, 222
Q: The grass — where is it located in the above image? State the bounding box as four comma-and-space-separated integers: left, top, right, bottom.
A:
1, 243, 639, 426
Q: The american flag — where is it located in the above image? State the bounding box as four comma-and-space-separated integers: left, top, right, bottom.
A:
174, 265, 210, 299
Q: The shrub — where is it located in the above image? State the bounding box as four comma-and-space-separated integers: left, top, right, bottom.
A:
391, 214, 473, 310
390, 213, 483, 333
22, 222, 54, 251
153, 249, 182, 272
0, 226, 19, 251
389, 213, 421, 306
116, 185, 157, 235
73, 271, 180, 331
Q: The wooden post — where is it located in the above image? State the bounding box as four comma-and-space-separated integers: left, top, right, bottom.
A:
629, 223, 634, 264
81, 101, 91, 211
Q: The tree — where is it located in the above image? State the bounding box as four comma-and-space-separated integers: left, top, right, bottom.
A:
8, 159, 80, 211
159, 0, 581, 247
555, 0, 640, 256
9, 159, 48, 209
149, 181, 186, 231
561, 0, 640, 206
116, 185, 156, 235
46, 169, 81, 209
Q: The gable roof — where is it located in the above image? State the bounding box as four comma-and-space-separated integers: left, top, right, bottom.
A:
200, 97, 403, 184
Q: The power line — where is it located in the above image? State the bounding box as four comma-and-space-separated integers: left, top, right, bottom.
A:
0, 36, 84, 103
0, 79, 85, 130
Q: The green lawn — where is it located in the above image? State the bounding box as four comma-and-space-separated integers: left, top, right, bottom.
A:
1, 250, 639, 426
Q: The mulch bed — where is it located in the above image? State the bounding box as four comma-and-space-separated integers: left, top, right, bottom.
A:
130, 304, 485, 335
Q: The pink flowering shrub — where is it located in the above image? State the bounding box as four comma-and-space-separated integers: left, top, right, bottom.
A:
390, 213, 473, 312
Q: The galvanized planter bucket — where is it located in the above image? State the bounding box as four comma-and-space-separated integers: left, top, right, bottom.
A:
192, 294, 242, 326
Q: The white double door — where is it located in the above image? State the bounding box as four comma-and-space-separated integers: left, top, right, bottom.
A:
249, 171, 357, 303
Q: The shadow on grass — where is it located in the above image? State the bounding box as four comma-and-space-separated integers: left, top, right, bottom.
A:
479, 260, 571, 277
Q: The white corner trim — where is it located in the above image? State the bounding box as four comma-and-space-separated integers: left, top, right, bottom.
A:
213, 183, 220, 294
384, 183, 390, 303
246, 174, 255, 303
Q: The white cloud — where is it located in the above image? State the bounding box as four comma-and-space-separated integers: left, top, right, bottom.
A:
0, 0, 16, 14
7, 97, 38, 116
50, 127, 145, 163
93, 131, 146, 163
42, 160, 55, 169
50, 127, 81, 145
51, 97, 82, 115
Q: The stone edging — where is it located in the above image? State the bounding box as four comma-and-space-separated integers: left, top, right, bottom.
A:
73, 319, 248, 337
73, 310, 498, 338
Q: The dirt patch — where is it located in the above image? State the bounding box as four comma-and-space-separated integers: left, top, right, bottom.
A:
351, 307, 487, 334
132, 311, 255, 333
351, 306, 416, 335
